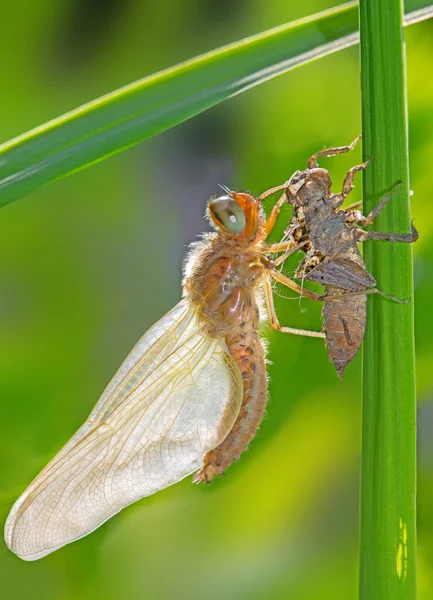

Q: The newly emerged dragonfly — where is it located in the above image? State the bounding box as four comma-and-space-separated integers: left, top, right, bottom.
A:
5, 186, 325, 561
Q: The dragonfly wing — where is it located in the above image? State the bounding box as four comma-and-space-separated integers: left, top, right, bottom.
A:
5, 300, 243, 561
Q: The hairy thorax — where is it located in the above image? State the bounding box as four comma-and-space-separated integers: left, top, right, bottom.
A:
183, 231, 269, 483
183, 233, 266, 337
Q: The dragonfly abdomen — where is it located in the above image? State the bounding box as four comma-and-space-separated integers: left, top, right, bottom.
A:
194, 318, 267, 483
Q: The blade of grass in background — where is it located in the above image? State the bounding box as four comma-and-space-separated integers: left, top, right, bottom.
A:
0, 1, 432, 208
358, 0, 417, 598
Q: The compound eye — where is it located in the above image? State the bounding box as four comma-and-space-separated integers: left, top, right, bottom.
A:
208, 195, 246, 233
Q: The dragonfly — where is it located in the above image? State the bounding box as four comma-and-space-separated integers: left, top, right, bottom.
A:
5, 185, 325, 561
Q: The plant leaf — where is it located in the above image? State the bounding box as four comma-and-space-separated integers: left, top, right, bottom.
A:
359, 0, 418, 596
0, 0, 432, 208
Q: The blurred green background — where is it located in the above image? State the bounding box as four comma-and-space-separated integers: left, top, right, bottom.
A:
1, 1, 432, 598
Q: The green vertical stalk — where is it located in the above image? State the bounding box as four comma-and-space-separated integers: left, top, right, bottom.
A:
359, 0, 417, 598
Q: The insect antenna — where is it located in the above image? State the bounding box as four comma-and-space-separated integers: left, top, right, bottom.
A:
218, 184, 232, 195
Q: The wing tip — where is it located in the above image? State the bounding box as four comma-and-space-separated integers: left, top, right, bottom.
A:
4, 495, 55, 562
4, 517, 61, 561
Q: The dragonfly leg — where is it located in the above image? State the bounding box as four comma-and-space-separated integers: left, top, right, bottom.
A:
348, 180, 402, 226
271, 239, 310, 267
331, 159, 370, 209
307, 135, 361, 169
263, 274, 325, 338
263, 240, 296, 254
354, 223, 418, 244
270, 269, 322, 302
322, 288, 409, 304
264, 192, 287, 238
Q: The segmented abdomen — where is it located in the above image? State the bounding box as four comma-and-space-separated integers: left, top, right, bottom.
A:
322, 286, 367, 379
194, 325, 267, 483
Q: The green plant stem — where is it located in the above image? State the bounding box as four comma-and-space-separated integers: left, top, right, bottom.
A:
0, 1, 432, 208
359, 0, 417, 598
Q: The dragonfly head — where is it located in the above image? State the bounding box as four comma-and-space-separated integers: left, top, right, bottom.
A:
208, 191, 263, 239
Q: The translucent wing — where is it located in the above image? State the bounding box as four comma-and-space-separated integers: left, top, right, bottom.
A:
5, 300, 243, 561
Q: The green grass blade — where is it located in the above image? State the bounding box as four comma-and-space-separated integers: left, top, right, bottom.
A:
359, 0, 417, 598
0, 2, 432, 208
